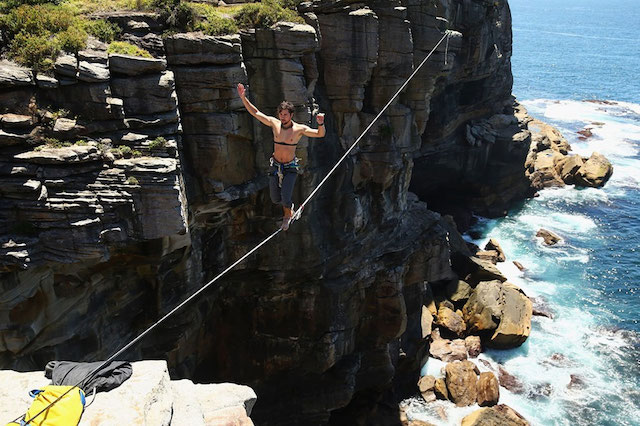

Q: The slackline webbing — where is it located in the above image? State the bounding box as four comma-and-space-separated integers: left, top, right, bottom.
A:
16, 29, 455, 425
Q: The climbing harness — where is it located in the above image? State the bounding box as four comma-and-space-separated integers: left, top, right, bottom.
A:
14, 29, 456, 426
270, 156, 300, 187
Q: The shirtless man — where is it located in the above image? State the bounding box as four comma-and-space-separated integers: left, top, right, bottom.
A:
237, 83, 326, 230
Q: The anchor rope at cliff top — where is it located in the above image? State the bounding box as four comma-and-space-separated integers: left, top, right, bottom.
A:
16, 29, 457, 425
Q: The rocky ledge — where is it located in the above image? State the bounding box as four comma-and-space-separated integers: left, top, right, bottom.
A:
0, 360, 256, 425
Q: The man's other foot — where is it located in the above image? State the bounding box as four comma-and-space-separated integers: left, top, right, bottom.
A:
281, 216, 292, 231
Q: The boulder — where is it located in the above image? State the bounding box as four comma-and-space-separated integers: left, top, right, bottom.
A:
461, 405, 529, 426
418, 375, 436, 402
555, 154, 584, 184
489, 282, 532, 348
434, 377, 448, 400
468, 257, 508, 283
536, 228, 561, 245
462, 281, 532, 348
574, 152, 613, 187
445, 279, 473, 303
421, 305, 433, 338
436, 306, 466, 336
445, 360, 478, 406
52, 118, 80, 136
462, 281, 501, 333
484, 239, 506, 262
429, 334, 467, 362
476, 372, 500, 406
465, 336, 482, 358
475, 250, 501, 264
528, 119, 571, 154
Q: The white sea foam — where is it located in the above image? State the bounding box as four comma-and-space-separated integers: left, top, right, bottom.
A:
536, 185, 611, 205
518, 212, 596, 235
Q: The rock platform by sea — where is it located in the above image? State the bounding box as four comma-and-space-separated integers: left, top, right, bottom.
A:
0, 360, 256, 425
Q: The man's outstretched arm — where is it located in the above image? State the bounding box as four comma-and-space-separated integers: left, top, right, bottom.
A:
237, 83, 276, 127
302, 113, 326, 138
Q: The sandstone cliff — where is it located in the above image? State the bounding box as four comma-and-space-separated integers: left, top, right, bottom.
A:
0, 0, 530, 424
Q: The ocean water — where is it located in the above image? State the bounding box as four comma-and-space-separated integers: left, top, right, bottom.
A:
403, 1, 640, 424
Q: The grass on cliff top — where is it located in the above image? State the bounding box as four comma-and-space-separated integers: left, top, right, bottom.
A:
0, 0, 306, 70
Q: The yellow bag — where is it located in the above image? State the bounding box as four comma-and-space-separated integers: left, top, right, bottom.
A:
6, 385, 85, 426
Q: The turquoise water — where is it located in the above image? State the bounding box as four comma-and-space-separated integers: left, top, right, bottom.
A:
404, 1, 640, 424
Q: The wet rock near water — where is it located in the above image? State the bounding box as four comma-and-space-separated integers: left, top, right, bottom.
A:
524, 111, 613, 189
462, 280, 532, 348
461, 404, 530, 426
536, 228, 562, 245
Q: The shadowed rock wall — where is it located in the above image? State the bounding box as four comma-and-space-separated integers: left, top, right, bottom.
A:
0, 0, 529, 424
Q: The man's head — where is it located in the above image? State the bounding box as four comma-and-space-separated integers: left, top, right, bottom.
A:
277, 101, 295, 126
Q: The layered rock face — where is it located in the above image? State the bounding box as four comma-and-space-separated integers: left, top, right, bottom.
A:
0, 0, 527, 424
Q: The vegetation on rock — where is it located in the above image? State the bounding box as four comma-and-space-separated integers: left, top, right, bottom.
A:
84, 19, 121, 43
234, 0, 304, 29
107, 41, 152, 57
148, 136, 167, 150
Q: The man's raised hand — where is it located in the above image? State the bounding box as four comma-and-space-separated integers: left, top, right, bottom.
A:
237, 83, 246, 98
317, 113, 325, 125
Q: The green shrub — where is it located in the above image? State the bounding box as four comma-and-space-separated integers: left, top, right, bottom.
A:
273, 0, 303, 11
0, 0, 62, 13
85, 19, 121, 43
148, 136, 167, 149
9, 31, 59, 71
196, 13, 237, 36
235, 0, 303, 29
39, 137, 71, 148
74, 139, 88, 146
97, 141, 111, 152
114, 145, 133, 158
57, 23, 87, 54
132, 149, 142, 157
154, 0, 195, 31
51, 108, 69, 120
107, 41, 152, 57
0, 4, 74, 39
126, 176, 139, 185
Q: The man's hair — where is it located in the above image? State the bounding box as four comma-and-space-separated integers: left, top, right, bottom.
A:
277, 101, 295, 115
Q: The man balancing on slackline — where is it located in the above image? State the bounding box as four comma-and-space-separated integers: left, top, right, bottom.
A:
237, 83, 326, 231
